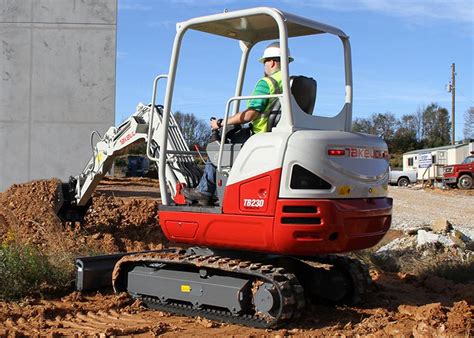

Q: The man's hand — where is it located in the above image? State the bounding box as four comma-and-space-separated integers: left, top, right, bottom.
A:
210, 118, 222, 130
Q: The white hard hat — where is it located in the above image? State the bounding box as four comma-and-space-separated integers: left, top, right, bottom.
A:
258, 42, 294, 63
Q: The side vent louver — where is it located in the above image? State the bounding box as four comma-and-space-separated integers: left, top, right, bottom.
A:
290, 165, 332, 190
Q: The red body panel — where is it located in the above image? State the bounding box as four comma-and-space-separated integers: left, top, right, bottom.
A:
272, 198, 392, 254
159, 167, 392, 255
159, 199, 392, 256
222, 168, 281, 216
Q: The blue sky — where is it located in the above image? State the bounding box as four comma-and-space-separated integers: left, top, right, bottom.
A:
116, 0, 473, 140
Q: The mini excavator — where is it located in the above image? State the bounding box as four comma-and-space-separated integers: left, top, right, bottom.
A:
59, 8, 392, 328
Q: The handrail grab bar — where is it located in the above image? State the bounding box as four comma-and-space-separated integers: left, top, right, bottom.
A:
217, 94, 283, 174
147, 74, 169, 162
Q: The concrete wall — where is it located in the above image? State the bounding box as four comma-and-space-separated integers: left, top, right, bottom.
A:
0, 0, 116, 191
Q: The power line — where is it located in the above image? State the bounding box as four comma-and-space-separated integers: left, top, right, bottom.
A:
457, 89, 474, 105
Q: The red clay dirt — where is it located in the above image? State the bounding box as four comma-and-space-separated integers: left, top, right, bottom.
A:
0, 178, 472, 336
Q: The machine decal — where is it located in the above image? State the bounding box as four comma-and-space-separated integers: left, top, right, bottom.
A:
328, 147, 388, 160
346, 147, 388, 160
96, 151, 104, 164
119, 131, 136, 145
243, 199, 265, 208
338, 186, 351, 195
181, 285, 191, 293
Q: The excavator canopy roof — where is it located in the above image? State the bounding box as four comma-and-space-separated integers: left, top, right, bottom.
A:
177, 7, 348, 43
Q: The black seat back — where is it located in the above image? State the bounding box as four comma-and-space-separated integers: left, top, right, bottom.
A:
291, 75, 317, 114
267, 75, 317, 131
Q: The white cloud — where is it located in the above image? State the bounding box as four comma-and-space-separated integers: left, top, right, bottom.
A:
282, 0, 474, 24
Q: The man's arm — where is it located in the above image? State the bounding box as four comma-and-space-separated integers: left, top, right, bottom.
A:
211, 109, 259, 129
211, 78, 270, 129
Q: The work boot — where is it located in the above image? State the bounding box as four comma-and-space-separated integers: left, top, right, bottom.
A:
182, 188, 211, 206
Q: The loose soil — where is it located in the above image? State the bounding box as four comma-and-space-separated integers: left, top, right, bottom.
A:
0, 178, 472, 336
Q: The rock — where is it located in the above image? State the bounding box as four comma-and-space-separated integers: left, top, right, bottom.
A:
377, 237, 414, 253
452, 229, 472, 243
431, 218, 453, 234
416, 230, 455, 248
437, 235, 455, 247
417, 230, 440, 247
407, 226, 431, 236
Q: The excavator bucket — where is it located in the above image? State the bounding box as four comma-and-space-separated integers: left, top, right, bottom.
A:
56, 178, 91, 223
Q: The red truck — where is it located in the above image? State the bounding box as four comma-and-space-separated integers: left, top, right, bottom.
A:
443, 151, 474, 189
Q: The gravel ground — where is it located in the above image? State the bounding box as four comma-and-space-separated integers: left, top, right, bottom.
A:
389, 186, 474, 239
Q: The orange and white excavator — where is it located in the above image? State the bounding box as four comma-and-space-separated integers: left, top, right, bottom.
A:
59, 7, 392, 328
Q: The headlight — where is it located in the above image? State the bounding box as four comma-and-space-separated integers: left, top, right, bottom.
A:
444, 166, 453, 173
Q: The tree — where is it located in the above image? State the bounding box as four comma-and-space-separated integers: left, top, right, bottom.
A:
391, 114, 420, 153
463, 107, 474, 140
352, 117, 374, 134
173, 111, 210, 148
352, 112, 397, 147
421, 103, 450, 147
372, 112, 397, 145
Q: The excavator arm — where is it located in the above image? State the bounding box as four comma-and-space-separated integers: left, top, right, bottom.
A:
58, 103, 202, 221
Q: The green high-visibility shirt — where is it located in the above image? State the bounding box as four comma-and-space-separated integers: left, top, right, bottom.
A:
247, 70, 282, 133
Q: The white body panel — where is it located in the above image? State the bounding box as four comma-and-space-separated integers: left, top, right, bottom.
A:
279, 130, 389, 199
226, 132, 290, 185
226, 128, 389, 200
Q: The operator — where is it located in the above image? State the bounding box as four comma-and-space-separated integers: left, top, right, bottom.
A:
183, 42, 294, 205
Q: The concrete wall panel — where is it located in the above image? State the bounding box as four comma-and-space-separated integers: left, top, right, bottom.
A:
29, 122, 111, 180
33, 0, 116, 24
0, 26, 31, 122
31, 26, 115, 123
0, 123, 29, 185
0, 0, 32, 22
0, 0, 116, 191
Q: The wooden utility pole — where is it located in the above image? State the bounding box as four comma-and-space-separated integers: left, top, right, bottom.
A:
451, 63, 456, 145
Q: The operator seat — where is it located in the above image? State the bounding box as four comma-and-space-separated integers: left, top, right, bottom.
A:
267, 75, 317, 131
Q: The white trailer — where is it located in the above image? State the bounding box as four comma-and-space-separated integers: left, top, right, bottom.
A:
403, 141, 474, 181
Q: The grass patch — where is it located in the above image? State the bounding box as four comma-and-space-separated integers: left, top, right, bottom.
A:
0, 243, 71, 300
352, 245, 474, 284
417, 258, 474, 284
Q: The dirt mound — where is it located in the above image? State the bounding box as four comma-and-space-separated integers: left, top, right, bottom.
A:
1, 282, 472, 336
0, 179, 167, 257
0, 292, 181, 336
82, 194, 166, 252
1, 178, 473, 336
0, 179, 64, 250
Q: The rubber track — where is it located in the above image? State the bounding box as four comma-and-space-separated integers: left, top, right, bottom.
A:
308, 254, 371, 305
122, 251, 305, 328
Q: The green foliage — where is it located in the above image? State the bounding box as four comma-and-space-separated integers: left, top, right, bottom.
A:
421, 103, 450, 147
389, 154, 403, 169
0, 243, 70, 300
353, 102, 452, 155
